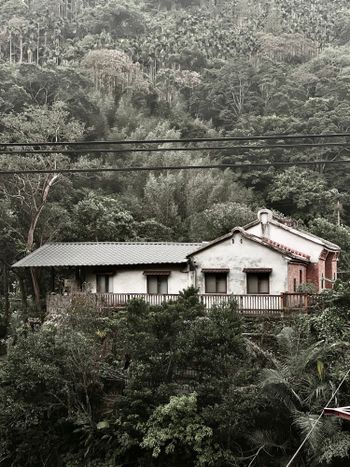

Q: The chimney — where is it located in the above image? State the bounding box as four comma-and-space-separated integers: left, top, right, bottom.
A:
257, 209, 273, 238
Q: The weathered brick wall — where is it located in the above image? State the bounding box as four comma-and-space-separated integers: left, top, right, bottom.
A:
288, 264, 307, 292
306, 263, 320, 292
325, 252, 337, 288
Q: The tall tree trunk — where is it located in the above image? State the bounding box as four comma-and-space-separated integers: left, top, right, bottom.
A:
9, 32, 12, 63
19, 34, 23, 63
36, 22, 40, 65
26, 174, 60, 315
30, 267, 42, 315
17, 273, 28, 322
2, 262, 10, 327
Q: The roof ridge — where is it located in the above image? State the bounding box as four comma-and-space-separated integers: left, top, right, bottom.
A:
49, 241, 203, 246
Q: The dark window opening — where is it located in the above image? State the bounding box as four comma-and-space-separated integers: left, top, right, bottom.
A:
147, 276, 168, 294
293, 278, 297, 292
96, 274, 110, 293
205, 273, 227, 294
247, 273, 270, 294
299, 269, 303, 284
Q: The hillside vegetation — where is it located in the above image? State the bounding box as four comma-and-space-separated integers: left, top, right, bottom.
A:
1, 287, 350, 466
1, 1, 350, 466
0, 3, 350, 294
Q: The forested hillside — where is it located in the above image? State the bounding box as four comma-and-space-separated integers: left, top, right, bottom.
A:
2, 2, 350, 466
0, 2, 350, 288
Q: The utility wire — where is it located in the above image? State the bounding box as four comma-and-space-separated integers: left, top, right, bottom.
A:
0, 142, 350, 155
286, 367, 350, 467
1, 159, 350, 176
1, 132, 350, 147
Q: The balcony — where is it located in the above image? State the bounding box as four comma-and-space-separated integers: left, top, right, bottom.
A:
47, 292, 321, 317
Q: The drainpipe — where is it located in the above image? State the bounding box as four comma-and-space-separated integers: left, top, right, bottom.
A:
188, 258, 197, 290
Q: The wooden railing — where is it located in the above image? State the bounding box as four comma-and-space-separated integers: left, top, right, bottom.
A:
47, 292, 320, 316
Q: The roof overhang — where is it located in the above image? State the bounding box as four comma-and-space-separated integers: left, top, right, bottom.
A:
12, 242, 202, 268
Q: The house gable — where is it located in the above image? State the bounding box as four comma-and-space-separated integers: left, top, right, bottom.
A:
244, 209, 340, 262
190, 228, 302, 295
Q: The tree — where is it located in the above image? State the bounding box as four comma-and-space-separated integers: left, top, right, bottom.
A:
267, 167, 345, 222
141, 393, 216, 466
0, 101, 85, 311
189, 202, 256, 241
308, 218, 350, 270
143, 173, 181, 230
64, 191, 137, 242
82, 48, 148, 102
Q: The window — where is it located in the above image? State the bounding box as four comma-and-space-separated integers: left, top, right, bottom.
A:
147, 275, 168, 294
293, 278, 297, 292
246, 273, 270, 294
96, 274, 110, 293
299, 269, 303, 284
205, 273, 227, 294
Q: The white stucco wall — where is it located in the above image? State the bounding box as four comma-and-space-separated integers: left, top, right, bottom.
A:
191, 231, 289, 295
246, 223, 324, 262
84, 266, 190, 294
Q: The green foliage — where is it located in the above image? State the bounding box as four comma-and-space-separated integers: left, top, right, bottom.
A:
267, 168, 342, 221
140, 393, 216, 465
64, 191, 137, 242
0, 289, 248, 466
2, 286, 350, 465
2, 1, 350, 463
189, 202, 256, 240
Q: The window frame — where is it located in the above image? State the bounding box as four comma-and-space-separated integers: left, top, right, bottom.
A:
246, 272, 270, 295
204, 272, 228, 294
96, 274, 110, 293
146, 275, 169, 295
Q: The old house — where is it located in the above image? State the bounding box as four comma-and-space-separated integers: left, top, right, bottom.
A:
13, 209, 340, 313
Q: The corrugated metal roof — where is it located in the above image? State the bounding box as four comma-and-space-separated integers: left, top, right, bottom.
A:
12, 242, 203, 268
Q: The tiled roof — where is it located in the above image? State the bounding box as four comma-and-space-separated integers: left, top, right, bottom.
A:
244, 217, 340, 251
12, 242, 203, 268
263, 238, 311, 260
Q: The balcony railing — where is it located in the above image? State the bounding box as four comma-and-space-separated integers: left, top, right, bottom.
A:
47, 292, 320, 316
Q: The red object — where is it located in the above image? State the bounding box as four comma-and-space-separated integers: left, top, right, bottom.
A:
324, 407, 350, 421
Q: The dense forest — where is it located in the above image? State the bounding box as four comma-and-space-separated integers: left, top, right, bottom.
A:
2, 287, 350, 466
1, 0, 350, 465
1, 0, 350, 284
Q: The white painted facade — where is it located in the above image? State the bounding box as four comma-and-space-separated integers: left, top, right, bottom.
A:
246, 221, 324, 262
69, 209, 340, 297
84, 267, 190, 294
191, 230, 290, 295
81, 231, 292, 296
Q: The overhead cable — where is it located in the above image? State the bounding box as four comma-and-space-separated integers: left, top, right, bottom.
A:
1, 132, 350, 147
0, 142, 350, 155
0, 159, 350, 176
286, 367, 350, 467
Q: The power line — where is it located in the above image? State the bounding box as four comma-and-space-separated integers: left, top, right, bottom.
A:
0, 142, 350, 155
1, 132, 350, 147
1, 159, 350, 176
